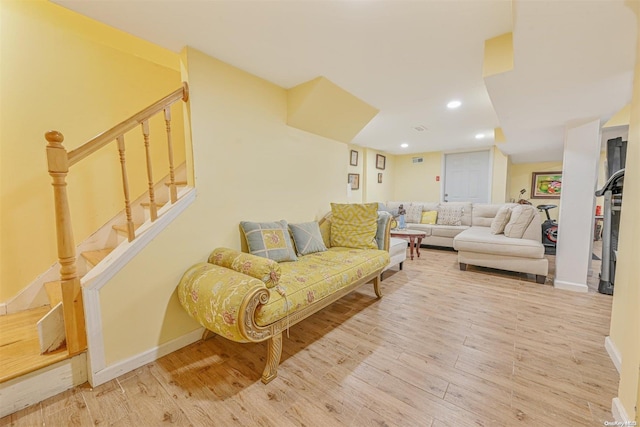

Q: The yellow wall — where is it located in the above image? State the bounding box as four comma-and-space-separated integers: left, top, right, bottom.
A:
0, 0, 185, 301
99, 47, 350, 364
508, 161, 563, 221
609, 0, 640, 417
347, 144, 364, 203
491, 146, 509, 203
287, 77, 379, 143
393, 152, 442, 202
483, 32, 514, 77
392, 148, 508, 204
363, 149, 395, 204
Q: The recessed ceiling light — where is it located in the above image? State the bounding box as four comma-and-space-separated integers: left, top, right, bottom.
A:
447, 100, 461, 109
401, 143, 409, 148
475, 133, 485, 139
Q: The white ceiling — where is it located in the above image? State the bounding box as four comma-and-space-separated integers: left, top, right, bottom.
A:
54, 0, 637, 163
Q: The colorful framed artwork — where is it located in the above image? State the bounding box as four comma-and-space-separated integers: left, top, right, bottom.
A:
378, 173, 383, 183
376, 154, 386, 170
348, 173, 360, 190
350, 150, 358, 166
531, 171, 562, 199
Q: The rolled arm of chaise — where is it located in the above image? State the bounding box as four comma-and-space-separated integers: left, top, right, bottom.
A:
177, 262, 272, 343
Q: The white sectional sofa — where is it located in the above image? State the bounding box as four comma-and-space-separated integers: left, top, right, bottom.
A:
383, 201, 548, 283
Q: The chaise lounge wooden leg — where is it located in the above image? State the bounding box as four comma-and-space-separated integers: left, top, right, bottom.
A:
373, 275, 383, 298
261, 332, 282, 384
399, 262, 403, 271
459, 262, 467, 271
536, 275, 546, 284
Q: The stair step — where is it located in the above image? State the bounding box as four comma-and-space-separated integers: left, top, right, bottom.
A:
165, 180, 187, 186
0, 307, 68, 383
44, 281, 63, 307
81, 248, 115, 266
112, 223, 142, 235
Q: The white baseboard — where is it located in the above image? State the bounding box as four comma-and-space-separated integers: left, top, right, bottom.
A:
553, 279, 589, 293
0, 353, 87, 418
0, 303, 6, 316
604, 336, 622, 374
89, 328, 203, 387
611, 397, 631, 423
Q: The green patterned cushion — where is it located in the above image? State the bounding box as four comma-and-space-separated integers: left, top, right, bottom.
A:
240, 220, 298, 262
208, 247, 281, 288
289, 222, 327, 256
330, 203, 378, 249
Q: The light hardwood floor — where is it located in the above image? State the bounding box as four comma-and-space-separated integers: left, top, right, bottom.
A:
1, 246, 618, 426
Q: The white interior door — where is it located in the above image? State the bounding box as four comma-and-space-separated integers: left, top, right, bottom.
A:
444, 151, 491, 203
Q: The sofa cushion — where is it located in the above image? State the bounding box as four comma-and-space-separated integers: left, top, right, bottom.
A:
454, 226, 544, 258
406, 205, 423, 223
289, 221, 327, 256
421, 210, 438, 224
386, 201, 411, 213
330, 203, 378, 249
256, 247, 389, 326
430, 224, 469, 238
437, 204, 464, 226
443, 202, 472, 226
413, 202, 440, 211
490, 205, 512, 235
471, 203, 516, 227
240, 220, 298, 262
504, 205, 536, 238
208, 247, 281, 288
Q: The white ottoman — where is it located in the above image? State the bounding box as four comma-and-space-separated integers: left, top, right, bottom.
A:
383, 237, 408, 275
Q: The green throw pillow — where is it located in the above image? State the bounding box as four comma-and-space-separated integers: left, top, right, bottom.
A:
240, 220, 298, 262
289, 222, 327, 256
330, 203, 378, 249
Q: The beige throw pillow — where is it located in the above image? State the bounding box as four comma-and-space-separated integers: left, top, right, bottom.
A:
490, 205, 512, 235
437, 205, 464, 226
406, 205, 423, 223
504, 205, 536, 238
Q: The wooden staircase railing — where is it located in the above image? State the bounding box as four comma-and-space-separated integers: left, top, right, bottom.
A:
45, 82, 189, 355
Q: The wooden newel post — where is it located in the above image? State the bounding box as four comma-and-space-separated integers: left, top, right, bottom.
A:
46, 131, 76, 280
45, 130, 87, 355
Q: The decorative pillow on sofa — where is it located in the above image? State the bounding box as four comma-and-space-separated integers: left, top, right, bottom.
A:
504, 205, 536, 238
406, 205, 423, 223
208, 247, 281, 288
240, 220, 298, 262
289, 222, 327, 256
436, 205, 464, 226
490, 205, 512, 235
421, 210, 438, 224
330, 203, 378, 249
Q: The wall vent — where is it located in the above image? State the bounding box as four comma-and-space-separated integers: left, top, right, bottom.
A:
412, 157, 424, 164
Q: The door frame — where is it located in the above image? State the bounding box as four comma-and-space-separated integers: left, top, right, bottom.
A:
440, 148, 494, 203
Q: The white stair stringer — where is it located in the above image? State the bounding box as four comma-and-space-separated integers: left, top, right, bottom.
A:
1, 164, 188, 316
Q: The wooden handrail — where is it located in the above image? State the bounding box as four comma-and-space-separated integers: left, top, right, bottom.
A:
44, 82, 190, 356
68, 82, 189, 167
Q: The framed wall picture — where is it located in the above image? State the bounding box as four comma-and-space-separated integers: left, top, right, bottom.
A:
348, 173, 360, 190
350, 150, 358, 166
531, 171, 562, 199
376, 154, 386, 170
378, 173, 383, 183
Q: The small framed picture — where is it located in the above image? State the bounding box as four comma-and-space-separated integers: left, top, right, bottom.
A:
531, 171, 562, 199
376, 154, 386, 170
378, 173, 383, 183
348, 173, 360, 190
350, 150, 358, 166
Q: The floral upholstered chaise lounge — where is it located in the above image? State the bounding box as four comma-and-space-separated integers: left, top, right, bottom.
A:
177, 203, 392, 383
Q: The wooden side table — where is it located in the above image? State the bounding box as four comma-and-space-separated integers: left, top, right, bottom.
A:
390, 229, 427, 260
